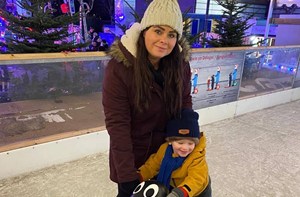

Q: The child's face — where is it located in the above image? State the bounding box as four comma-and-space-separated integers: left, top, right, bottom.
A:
171, 139, 195, 157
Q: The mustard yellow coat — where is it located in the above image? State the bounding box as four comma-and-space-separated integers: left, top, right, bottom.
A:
138, 134, 209, 197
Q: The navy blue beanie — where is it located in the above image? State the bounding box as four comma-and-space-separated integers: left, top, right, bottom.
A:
166, 109, 200, 139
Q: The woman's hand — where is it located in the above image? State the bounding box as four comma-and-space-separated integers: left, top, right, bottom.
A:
119, 179, 140, 196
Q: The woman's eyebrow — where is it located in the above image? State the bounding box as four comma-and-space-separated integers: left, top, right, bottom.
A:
153, 25, 177, 33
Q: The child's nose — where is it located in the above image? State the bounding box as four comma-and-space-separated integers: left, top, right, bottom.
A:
181, 144, 189, 150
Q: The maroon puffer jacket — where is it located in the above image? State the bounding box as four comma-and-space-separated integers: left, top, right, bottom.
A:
102, 41, 192, 183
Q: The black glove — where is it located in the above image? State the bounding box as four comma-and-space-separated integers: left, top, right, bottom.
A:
119, 179, 140, 196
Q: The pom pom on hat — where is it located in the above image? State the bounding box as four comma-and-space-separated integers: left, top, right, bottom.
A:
166, 109, 200, 139
120, 22, 142, 57
140, 0, 183, 38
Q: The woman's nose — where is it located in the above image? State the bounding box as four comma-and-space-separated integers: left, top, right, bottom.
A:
159, 34, 168, 43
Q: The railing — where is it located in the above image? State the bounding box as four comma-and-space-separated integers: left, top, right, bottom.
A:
0, 45, 299, 152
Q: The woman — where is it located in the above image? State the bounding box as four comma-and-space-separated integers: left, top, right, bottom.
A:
102, 0, 192, 196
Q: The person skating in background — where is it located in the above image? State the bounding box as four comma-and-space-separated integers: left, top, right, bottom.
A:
227, 72, 232, 88
210, 75, 215, 90
99, 39, 109, 51
215, 66, 221, 90
191, 69, 198, 94
0, 66, 10, 92
138, 109, 211, 197
102, 0, 192, 196
91, 32, 101, 51
87, 26, 95, 41
0, 69, 3, 92
232, 64, 238, 86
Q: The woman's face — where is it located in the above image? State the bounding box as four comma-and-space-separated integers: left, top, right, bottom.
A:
143, 25, 178, 66
171, 139, 195, 157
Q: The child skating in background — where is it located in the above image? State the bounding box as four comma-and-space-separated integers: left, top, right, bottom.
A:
137, 109, 211, 197
191, 69, 199, 94
215, 66, 221, 90
232, 64, 238, 86
206, 77, 211, 91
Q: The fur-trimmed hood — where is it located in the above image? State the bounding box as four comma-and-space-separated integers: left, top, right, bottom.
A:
108, 22, 191, 68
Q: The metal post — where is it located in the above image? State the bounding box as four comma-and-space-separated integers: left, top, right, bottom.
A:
203, 0, 211, 48
79, 0, 88, 43
264, 0, 275, 46
68, 0, 76, 15
67, 0, 75, 44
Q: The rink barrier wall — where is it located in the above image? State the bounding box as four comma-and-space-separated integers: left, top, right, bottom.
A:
1, 46, 300, 180
0, 87, 299, 180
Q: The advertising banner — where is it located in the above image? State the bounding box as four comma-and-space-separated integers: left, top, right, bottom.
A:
190, 51, 245, 109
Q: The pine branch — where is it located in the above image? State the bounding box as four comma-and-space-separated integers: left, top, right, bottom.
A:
1, 0, 87, 53
208, 0, 254, 47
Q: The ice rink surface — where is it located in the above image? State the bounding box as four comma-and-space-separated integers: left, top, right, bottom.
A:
0, 100, 299, 197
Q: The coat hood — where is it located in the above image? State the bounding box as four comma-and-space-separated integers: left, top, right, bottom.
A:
108, 22, 191, 68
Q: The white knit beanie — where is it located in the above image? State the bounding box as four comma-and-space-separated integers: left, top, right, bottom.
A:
140, 0, 183, 39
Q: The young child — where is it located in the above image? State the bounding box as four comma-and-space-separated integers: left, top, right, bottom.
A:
137, 109, 211, 197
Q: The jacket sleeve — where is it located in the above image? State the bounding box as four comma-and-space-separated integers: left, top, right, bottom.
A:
182, 61, 192, 109
138, 143, 168, 181
177, 135, 210, 196
102, 59, 138, 183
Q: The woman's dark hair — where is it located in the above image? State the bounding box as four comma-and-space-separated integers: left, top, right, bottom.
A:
134, 29, 184, 118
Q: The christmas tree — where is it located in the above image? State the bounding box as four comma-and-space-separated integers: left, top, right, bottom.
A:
0, 0, 88, 53
207, 0, 254, 47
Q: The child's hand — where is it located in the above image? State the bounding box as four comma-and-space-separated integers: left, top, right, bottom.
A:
167, 187, 186, 197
